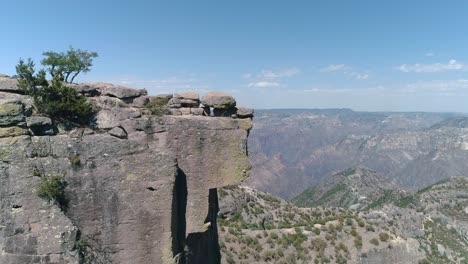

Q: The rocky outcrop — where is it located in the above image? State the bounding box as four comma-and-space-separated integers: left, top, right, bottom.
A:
0, 76, 253, 264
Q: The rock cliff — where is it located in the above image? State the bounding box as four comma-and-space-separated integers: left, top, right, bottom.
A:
0, 76, 253, 264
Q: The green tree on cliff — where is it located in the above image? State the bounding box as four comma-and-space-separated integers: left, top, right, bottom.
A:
41, 47, 98, 83
15, 48, 97, 124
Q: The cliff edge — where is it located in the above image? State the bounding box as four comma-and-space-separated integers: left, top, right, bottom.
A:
0, 75, 253, 264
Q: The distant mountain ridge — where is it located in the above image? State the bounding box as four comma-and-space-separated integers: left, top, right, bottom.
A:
246, 109, 468, 199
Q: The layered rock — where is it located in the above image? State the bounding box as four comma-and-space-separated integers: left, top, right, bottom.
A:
0, 77, 253, 264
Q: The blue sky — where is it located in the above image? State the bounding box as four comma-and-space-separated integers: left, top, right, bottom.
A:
2, 0, 468, 112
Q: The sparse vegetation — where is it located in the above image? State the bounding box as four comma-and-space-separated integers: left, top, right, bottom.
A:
379, 232, 390, 242
218, 179, 468, 263
70, 154, 81, 167
145, 97, 170, 116
37, 175, 68, 210
370, 238, 379, 246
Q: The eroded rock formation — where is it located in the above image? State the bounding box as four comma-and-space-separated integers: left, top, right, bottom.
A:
0, 75, 253, 264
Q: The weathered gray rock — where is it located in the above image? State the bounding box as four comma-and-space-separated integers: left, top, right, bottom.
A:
0, 85, 252, 264
0, 100, 26, 126
130, 95, 149, 108
69, 83, 102, 96
26, 116, 55, 136
102, 85, 147, 99
180, 108, 191, 115
236, 107, 254, 118
0, 126, 28, 138
169, 108, 182, 116
174, 92, 199, 101
175, 92, 200, 108
238, 118, 253, 132
0, 77, 23, 93
168, 97, 182, 108
190, 108, 204, 116
26, 116, 52, 127
108, 126, 128, 139
180, 99, 199, 107
95, 107, 141, 129
90, 96, 128, 110
201, 92, 236, 109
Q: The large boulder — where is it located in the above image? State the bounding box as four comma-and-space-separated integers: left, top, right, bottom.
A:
108, 126, 128, 139
26, 116, 55, 136
201, 92, 236, 109
102, 85, 147, 99
175, 93, 200, 107
236, 107, 254, 118
168, 98, 182, 108
69, 83, 102, 97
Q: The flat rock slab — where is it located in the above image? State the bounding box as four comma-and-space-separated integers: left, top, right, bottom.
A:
201, 92, 236, 109
26, 116, 55, 135
108, 126, 128, 139
102, 86, 147, 99
0, 126, 28, 138
236, 107, 254, 118
0, 77, 23, 93
26, 116, 52, 127
174, 92, 199, 101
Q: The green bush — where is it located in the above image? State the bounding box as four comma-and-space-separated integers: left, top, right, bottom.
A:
33, 78, 95, 124
313, 227, 321, 235
370, 238, 379, 246
366, 225, 375, 232
145, 97, 170, 116
37, 175, 68, 209
70, 154, 81, 167
354, 237, 363, 249
311, 237, 327, 252
336, 242, 349, 253
379, 232, 390, 242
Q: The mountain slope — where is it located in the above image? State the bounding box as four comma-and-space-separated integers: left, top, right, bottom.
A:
291, 166, 406, 210
218, 185, 425, 264
219, 177, 468, 263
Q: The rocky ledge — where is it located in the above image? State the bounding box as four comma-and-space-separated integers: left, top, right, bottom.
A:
0, 75, 253, 264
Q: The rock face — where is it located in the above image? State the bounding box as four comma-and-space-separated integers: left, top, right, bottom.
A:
0, 76, 23, 93
0, 80, 253, 264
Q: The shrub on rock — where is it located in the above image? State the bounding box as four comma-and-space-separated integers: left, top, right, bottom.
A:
34, 78, 95, 124
37, 175, 68, 209
145, 97, 170, 116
